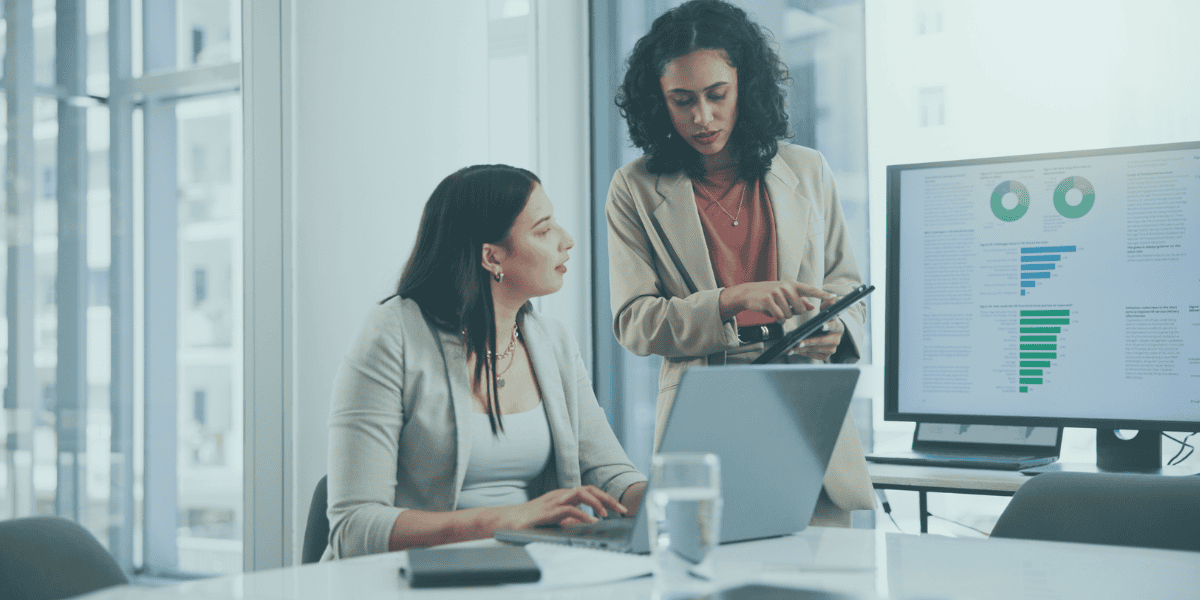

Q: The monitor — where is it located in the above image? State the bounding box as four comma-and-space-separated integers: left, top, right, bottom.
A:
885, 140, 1200, 471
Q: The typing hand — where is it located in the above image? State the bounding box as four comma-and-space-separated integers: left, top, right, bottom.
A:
493, 486, 628, 531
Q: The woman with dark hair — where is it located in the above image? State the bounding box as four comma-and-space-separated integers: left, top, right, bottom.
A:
325, 165, 646, 559
607, 0, 874, 526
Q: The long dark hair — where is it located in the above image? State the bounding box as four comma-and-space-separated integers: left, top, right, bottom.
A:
615, 0, 790, 181
388, 164, 540, 434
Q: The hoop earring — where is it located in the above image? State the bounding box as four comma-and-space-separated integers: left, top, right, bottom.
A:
494, 271, 505, 283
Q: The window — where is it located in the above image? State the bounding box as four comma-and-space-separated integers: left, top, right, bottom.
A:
867, 0, 1200, 534
918, 86, 945, 127
915, 0, 944, 35
0, 0, 242, 578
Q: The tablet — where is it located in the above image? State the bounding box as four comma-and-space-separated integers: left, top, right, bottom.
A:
751, 284, 874, 364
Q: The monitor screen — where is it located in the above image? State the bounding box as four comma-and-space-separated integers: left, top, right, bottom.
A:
885, 141, 1200, 431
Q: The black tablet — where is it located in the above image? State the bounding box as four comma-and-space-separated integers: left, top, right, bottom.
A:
751, 284, 875, 365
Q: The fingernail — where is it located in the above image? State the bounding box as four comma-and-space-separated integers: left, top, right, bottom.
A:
796, 341, 807, 348
822, 323, 830, 331
618, 504, 628, 513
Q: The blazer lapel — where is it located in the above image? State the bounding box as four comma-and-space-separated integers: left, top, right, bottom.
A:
519, 317, 580, 487
765, 152, 809, 281
432, 327, 475, 508
653, 171, 720, 292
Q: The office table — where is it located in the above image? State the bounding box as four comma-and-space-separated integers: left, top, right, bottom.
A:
867, 462, 1200, 533
867, 462, 1027, 533
78, 526, 1199, 599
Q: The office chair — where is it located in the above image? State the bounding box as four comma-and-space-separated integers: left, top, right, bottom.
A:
302, 475, 330, 564
990, 471, 1200, 552
0, 516, 129, 600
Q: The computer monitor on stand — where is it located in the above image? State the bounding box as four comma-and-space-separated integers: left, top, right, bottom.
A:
885, 141, 1200, 473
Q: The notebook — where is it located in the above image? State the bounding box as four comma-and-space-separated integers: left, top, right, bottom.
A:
402, 546, 540, 587
494, 365, 860, 553
866, 422, 1061, 471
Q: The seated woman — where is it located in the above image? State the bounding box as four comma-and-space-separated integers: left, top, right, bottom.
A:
324, 165, 647, 560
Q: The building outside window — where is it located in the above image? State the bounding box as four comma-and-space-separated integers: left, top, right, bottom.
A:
0, 0, 242, 578
918, 86, 945, 127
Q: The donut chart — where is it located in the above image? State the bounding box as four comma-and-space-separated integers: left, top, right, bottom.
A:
990, 180, 1030, 222
1053, 175, 1095, 218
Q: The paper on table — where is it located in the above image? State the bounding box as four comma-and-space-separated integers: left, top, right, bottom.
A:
509, 543, 653, 589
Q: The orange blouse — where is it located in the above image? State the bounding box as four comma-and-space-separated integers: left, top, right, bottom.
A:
692, 166, 779, 326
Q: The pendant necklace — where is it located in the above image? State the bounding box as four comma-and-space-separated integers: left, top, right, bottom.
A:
712, 181, 746, 226
487, 323, 520, 388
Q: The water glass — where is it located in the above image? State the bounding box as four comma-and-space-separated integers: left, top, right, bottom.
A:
648, 452, 723, 599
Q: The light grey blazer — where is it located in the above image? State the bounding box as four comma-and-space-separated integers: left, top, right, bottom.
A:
323, 297, 646, 560
605, 143, 875, 516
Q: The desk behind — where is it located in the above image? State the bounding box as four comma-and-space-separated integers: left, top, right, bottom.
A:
79, 526, 1199, 600
869, 462, 1027, 533
868, 462, 1198, 533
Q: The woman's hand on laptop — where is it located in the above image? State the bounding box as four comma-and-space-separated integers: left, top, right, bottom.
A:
489, 485, 628, 531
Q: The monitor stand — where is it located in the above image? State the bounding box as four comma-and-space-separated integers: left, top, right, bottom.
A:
1095, 428, 1161, 472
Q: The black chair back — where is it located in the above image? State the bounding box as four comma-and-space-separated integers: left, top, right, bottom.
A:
991, 471, 1200, 552
0, 516, 128, 600
302, 475, 330, 564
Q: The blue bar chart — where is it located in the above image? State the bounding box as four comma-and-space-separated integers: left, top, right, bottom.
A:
1019, 246, 1076, 295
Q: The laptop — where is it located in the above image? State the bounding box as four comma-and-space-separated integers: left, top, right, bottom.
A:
494, 364, 860, 552
866, 422, 1062, 471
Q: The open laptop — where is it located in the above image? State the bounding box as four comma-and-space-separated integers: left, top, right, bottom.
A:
866, 422, 1062, 471
494, 364, 860, 553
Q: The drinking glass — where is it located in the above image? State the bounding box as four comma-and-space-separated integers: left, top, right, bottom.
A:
648, 452, 723, 599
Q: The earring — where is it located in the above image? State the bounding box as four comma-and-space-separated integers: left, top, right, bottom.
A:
494, 271, 505, 283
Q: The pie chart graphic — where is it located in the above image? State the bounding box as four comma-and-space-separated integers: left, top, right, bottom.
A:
990, 180, 1030, 222
1053, 176, 1095, 218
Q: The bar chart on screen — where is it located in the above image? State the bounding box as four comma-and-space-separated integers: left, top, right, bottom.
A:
1019, 245, 1079, 296
1017, 308, 1071, 393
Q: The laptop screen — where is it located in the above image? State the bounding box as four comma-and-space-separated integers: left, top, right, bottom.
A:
914, 423, 1061, 452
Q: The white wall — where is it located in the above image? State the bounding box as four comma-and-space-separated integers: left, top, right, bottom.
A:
288, 0, 589, 564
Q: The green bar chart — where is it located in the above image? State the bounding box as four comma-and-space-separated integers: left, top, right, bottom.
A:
1018, 309, 1069, 392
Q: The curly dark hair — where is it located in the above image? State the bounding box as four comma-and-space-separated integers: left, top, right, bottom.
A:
615, 0, 790, 181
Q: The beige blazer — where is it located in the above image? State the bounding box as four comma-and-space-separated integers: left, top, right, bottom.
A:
605, 143, 874, 515
324, 297, 646, 560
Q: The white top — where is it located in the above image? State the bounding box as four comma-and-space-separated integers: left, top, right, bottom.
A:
456, 402, 553, 509
324, 297, 646, 560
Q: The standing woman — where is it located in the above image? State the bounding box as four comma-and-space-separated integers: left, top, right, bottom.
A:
325, 165, 646, 560
607, 0, 873, 525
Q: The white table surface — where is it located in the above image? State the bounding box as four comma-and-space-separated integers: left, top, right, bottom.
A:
77, 526, 1200, 600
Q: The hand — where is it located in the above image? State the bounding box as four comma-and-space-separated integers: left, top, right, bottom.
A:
790, 316, 845, 362
720, 281, 835, 322
619, 481, 647, 517
491, 486, 628, 531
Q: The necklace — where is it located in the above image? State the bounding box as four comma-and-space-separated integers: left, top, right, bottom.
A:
486, 323, 520, 388
711, 181, 746, 226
